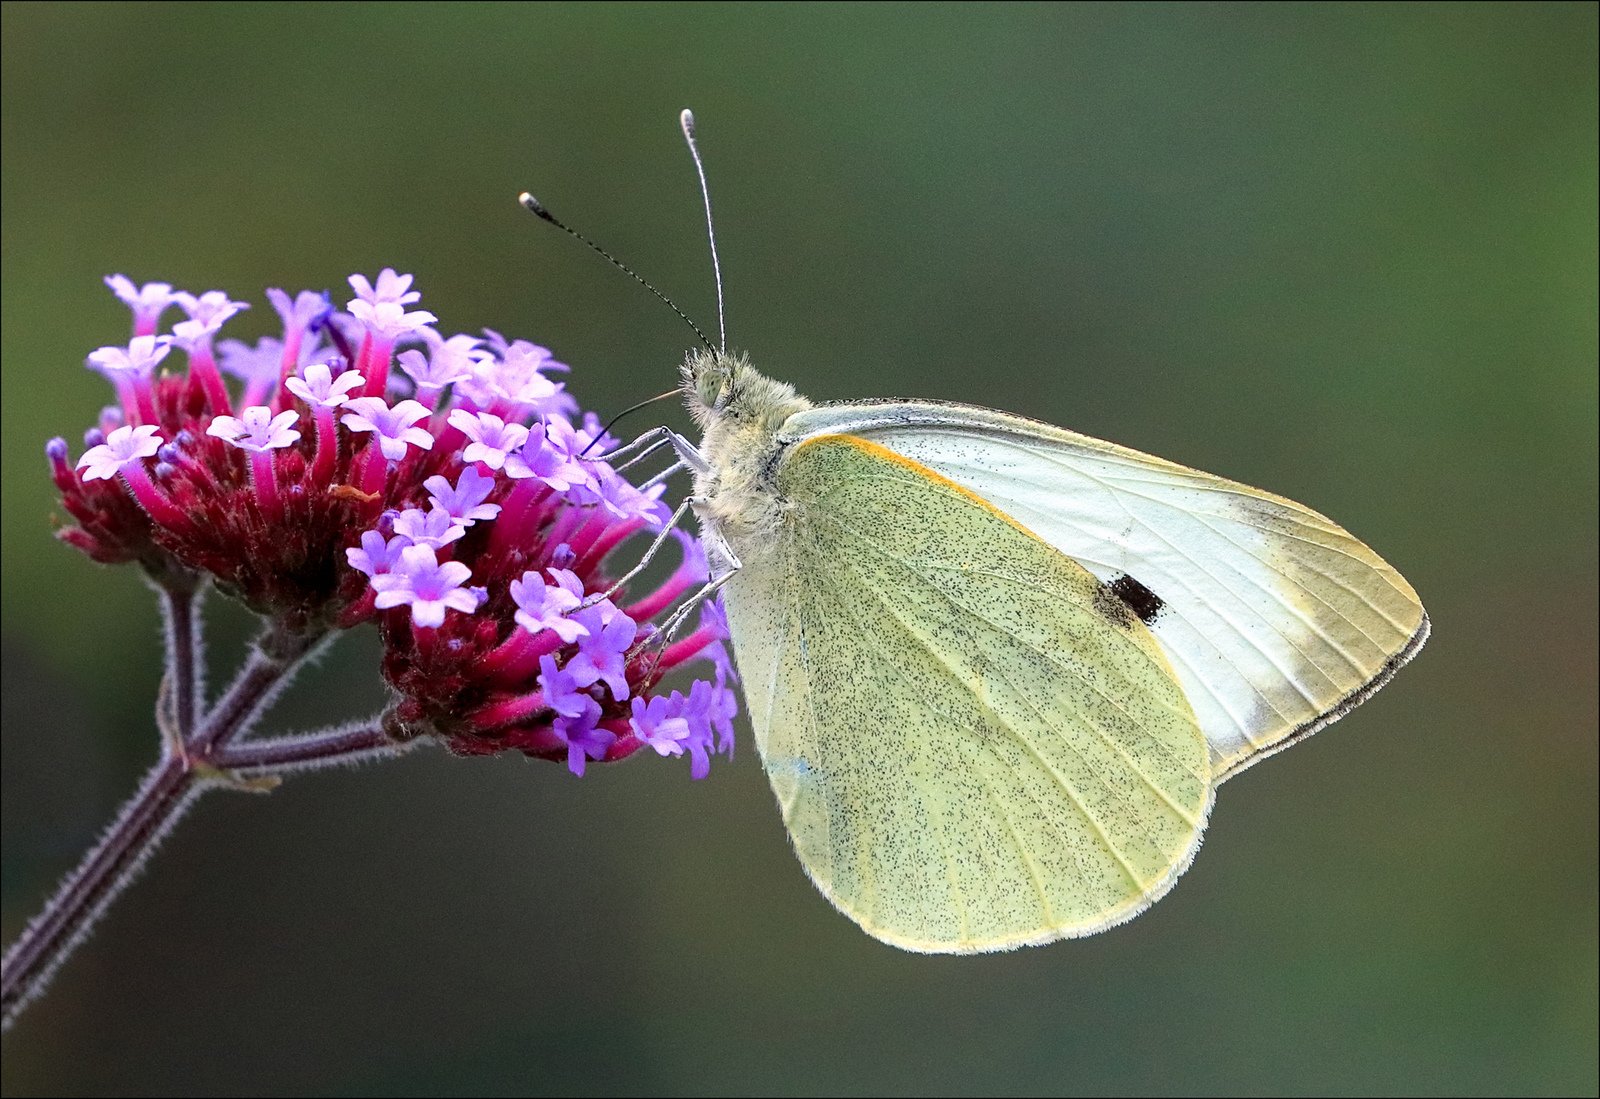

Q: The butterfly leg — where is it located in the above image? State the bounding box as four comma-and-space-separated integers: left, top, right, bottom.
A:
665, 429, 713, 476
638, 460, 688, 489
634, 521, 742, 661
587, 425, 673, 465
576, 430, 710, 609
579, 494, 698, 608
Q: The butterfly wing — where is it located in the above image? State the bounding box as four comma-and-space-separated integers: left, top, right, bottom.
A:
721, 433, 1213, 952
781, 402, 1429, 780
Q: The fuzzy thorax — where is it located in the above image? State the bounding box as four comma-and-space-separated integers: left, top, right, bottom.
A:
681, 349, 812, 551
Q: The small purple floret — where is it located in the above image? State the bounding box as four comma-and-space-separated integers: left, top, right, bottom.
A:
424, 467, 501, 525
510, 568, 589, 643
76, 424, 163, 481
370, 544, 480, 628
392, 506, 466, 550
206, 406, 301, 452
286, 362, 365, 408
564, 599, 637, 701
341, 397, 434, 460
346, 530, 410, 578
448, 411, 529, 472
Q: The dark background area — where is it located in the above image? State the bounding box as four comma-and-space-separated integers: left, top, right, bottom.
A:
3, 4, 1595, 1095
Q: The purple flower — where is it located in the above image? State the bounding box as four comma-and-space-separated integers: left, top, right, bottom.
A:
286, 361, 365, 408
481, 330, 560, 367
86, 335, 171, 381
424, 467, 500, 525
536, 654, 613, 777
171, 290, 249, 347
398, 333, 485, 393
510, 568, 589, 643
370, 544, 480, 628
692, 678, 739, 765
629, 685, 720, 779
217, 336, 288, 388
53, 266, 743, 783
537, 653, 594, 722
347, 299, 438, 340
630, 692, 696, 758
266, 288, 332, 332
75, 424, 163, 481
569, 462, 661, 523
206, 406, 301, 452
392, 506, 466, 550
174, 289, 251, 326
105, 275, 176, 332
699, 597, 737, 683
556, 714, 616, 778
341, 397, 434, 460
494, 342, 559, 402
348, 268, 420, 306
564, 599, 637, 701
346, 529, 410, 577
447, 410, 529, 471
463, 340, 574, 418
504, 419, 590, 491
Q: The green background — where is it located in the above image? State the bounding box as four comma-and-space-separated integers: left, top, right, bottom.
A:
3, 3, 1595, 1095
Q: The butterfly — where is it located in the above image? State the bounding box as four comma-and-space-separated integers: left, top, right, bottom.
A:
530, 111, 1428, 954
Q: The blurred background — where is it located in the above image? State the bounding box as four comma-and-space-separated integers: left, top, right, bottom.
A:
3, 4, 1594, 1095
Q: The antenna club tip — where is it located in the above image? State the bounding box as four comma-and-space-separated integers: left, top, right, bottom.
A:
518, 192, 554, 221
680, 108, 696, 135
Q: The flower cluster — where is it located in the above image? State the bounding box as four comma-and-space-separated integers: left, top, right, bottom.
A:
49, 270, 737, 776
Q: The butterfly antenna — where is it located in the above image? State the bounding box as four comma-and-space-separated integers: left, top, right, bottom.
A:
679, 108, 726, 357
518, 192, 715, 355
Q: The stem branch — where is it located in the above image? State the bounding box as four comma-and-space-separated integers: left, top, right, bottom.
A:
212, 722, 399, 773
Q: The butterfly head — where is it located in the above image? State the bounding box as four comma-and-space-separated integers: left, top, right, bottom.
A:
682, 348, 810, 435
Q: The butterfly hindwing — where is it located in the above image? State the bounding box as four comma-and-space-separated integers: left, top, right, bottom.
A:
721, 433, 1213, 952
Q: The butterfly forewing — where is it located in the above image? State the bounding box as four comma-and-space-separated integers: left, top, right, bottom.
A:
782, 403, 1430, 780
722, 433, 1213, 952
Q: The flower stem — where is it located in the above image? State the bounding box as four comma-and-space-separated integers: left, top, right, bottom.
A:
0, 756, 193, 1031
211, 722, 399, 773
159, 577, 204, 739
0, 621, 361, 1033
189, 624, 319, 757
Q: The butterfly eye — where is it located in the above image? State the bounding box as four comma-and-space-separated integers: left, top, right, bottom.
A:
691, 357, 733, 412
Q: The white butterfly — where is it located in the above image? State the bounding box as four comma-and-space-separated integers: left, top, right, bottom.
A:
532, 111, 1428, 953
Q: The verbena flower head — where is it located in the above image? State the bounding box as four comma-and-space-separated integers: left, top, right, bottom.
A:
49, 270, 736, 777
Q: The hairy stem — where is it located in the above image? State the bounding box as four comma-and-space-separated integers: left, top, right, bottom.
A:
0, 757, 194, 1031
212, 722, 401, 773
189, 623, 322, 757
0, 621, 346, 1032
159, 579, 204, 738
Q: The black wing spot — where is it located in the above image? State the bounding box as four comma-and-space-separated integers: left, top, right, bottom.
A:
1105, 573, 1165, 625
